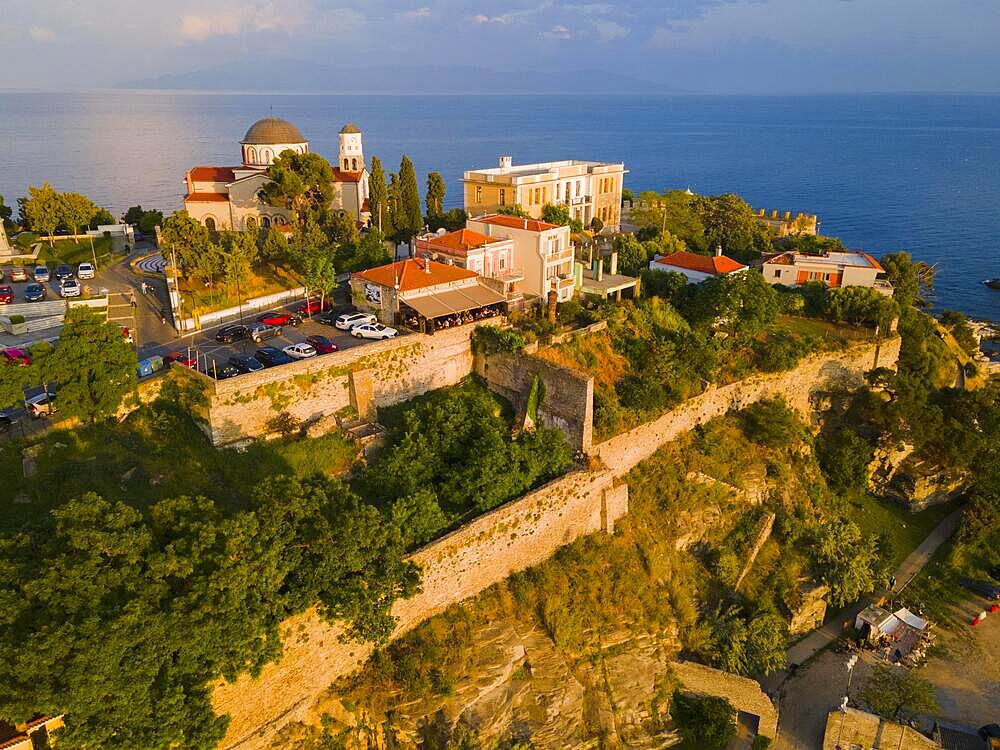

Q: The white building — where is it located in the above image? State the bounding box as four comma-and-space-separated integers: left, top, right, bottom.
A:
648, 249, 748, 283
762, 250, 893, 295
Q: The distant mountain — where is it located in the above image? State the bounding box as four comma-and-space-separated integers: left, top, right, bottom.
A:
118, 59, 668, 95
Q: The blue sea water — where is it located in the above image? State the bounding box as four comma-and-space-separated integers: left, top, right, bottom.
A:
1, 92, 998, 320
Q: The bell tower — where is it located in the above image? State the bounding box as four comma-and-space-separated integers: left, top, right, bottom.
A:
339, 122, 364, 172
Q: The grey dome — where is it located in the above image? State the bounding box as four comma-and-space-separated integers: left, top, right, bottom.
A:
340, 122, 362, 134
241, 117, 306, 145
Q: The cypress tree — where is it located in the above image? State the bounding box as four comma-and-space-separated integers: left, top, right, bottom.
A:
425, 171, 445, 219
397, 155, 423, 239
369, 155, 387, 232
386, 172, 400, 239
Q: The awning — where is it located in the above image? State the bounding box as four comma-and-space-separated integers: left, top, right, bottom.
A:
402, 283, 506, 319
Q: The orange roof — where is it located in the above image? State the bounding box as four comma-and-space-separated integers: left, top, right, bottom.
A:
421, 228, 501, 257
354, 258, 477, 292
188, 166, 237, 182
333, 168, 363, 183
476, 214, 559, 232
184, 192, 230, 203
862, 253, 884, 272
652, 251, 746, 276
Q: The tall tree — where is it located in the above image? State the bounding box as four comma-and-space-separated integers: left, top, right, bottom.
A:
386, 172, 401, 239
698, 193, 771, 260
47, 307, 138, 423
290, 214, 337, 307
218, 230, 259, 293
327, 210, 359, 247
259, 226, 288, 261
58, 192, 99, 236
161, 211, 218, 283
0, 194, 13, 227
88, 207, 115, 229
425, 171, 445, 219
396, 155, 423, 240
262, 151, 335, 221
23, 182, 62, 246
879, 251, 935, 309
368, 156, 388, 233
862, 666, 938, 722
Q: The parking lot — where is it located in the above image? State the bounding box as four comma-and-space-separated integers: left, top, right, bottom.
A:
1, 261, 103, 302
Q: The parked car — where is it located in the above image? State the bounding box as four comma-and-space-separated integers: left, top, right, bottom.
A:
0, 285, 12, 304
0, 412, 19, 432
305, 334, 338, 354
77, 262, 96, 279
351, 322, 398, 340
214, 324, 249, 344
296, 297, 333, 316
33, 265, 50, 283
254, 346, 293, 367
164, 351, 198, 368
207, 362, 240, 379
283, 342, 317, 360
54, 263, 73, 281
2, 348, 31, 366
9, 267, 29, 282
249, 323, 282, 343
258, 310, 302, 327
24, 283, 46, 302
27, 392, 57, 418
59, 278, 82, 298
335, 311, 377, 330
959, 578, 1000, 600
228, 354, 265, 374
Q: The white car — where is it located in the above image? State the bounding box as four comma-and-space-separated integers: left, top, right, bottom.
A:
283, 342, 317, 360
27, 392, 58, 418
59, 279, 82, 298
351, 323, 398, 340
334, 312, 377, 331
77, 262, 95, 279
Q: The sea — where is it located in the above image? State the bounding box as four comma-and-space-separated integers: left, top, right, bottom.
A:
1, 92, 998, 321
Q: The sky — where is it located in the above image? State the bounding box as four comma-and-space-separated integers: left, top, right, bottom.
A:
0, 0, 998, 93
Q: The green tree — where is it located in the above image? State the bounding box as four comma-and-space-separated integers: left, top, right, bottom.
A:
540, 203, 571, 226
161, 211, 218, 283
425, 171, 446, 219
396, 155, 423, 239
58, 192, 99, 235
27, 340, 57, 399
260, 226, 288, 261
343, 227, 392, 273
88, 207, 115, 229
23, 182, 62, 245
427, 208, 468, 232
327, 210, 359, 247
368, 155, 388, 232
685, 271, 779, 339
590, 216, 604, 233
862, 665, 938, 722
698, 193, 771, 260
124, 205, 145, 225
0, 194, 13, 227
386, 172, 401, 238
811, 517, 879, 607
47, 307, 138, 422
291, 215, 337, 307
138, 209, 164, 234
614, 234, 650, 276
745, 611, 788, 675
219, 229, 260, 293
0, 359, 28, 410
671, 691, 737, 749
630, 189, 706, 251
879, 251, 934, 309
940, 309, 978, 356
497, 204, 529, 218
817, 427, 871, 491
825, 286, 898, 328
262, 151, 335, 220
739, 397, 802, 448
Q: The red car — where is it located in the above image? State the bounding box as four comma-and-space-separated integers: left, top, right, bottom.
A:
2, 348, 31, 366
0, 286, 12, 304
305, 335, 338, 354
258, 310, 302, 327
164, 351, 198, 368
297, 297, 333, 316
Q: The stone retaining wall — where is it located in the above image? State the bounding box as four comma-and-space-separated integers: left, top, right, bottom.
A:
212, 469, 628, 749
671, 660, 778, 739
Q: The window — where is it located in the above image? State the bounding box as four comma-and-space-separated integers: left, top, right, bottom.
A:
499, 256, 506, 270
475, 186, 482, 204
204, 217, 216, 232
556, 183, 561, 200
262, 216, 271, 228
261, 149, 272, 162
772, 269, 780, 278
247, 146, 257, 163
499, 189, 506, 206
245, 216, 257, 231
576, 180, 581, 196
351, 158, 358, 170
344, 158, 350, 170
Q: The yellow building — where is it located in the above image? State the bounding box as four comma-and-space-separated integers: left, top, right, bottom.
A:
756, 208, 818, 237
463, 156, 626, 230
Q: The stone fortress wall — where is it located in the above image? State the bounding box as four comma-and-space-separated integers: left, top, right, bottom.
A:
209, 330, 899, 749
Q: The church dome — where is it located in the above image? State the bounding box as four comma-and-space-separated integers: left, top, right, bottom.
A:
340, 122, 362, 134
242, 117, 306, 145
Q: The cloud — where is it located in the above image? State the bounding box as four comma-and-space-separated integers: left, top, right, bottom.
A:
29, 25, 56, 42
401, 6, 432, 19
470, 13, 511, 24
594, 20, 628, 41
177, 2, 316, 41
541, 24, 572, 39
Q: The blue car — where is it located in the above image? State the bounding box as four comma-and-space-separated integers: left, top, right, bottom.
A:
33, 265, 50, 283
24, 283, 46, 302
228, 354, 265, 374
253, 347, 292, 368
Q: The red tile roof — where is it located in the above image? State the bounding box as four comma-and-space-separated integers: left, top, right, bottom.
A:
188, 166, 237, 182
421, 228, 500, 257
652, 251, 747, 276
476, 214, 559, 232
861, 253, 884, 272
183, 192, 230, 203
332, 169, 364, 183
354, 258, 476, 292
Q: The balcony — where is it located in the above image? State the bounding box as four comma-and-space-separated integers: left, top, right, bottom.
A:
545, 247, 574, 264
569, 195, 592, 207
873, 280, 894, 297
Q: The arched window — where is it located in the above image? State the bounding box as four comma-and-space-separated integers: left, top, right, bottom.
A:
247, 146, 257, 163
262, 216, 271, 228
274, 216, 286, 226
343, 158, 349, 170
262, 149, 272, 163
351, 158, 357, 170
205, 217, 216, 232
246, 216, 257, 231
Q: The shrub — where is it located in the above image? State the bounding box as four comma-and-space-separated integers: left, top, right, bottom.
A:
817, 427, 871, 492
471, 325, 530, 355
670, 691, 737, 749
9, 314, 25, 324
264, 411, 301, 438
739, 398, 802, 449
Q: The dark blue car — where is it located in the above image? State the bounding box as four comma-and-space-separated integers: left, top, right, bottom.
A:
253, 347, 292, 368
228, 354, 265, 374
24, 283, 45, 302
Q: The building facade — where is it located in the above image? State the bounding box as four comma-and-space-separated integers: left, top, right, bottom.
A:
466, 214, 575, 302
183, 118, 370, 232
463, 156, 626, 231
763, 250, 893, 295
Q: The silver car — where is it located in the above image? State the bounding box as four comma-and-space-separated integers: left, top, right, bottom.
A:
334, 312, 377, 330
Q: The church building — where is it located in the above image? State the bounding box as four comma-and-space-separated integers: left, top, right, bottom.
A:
183, 117, 370, 232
